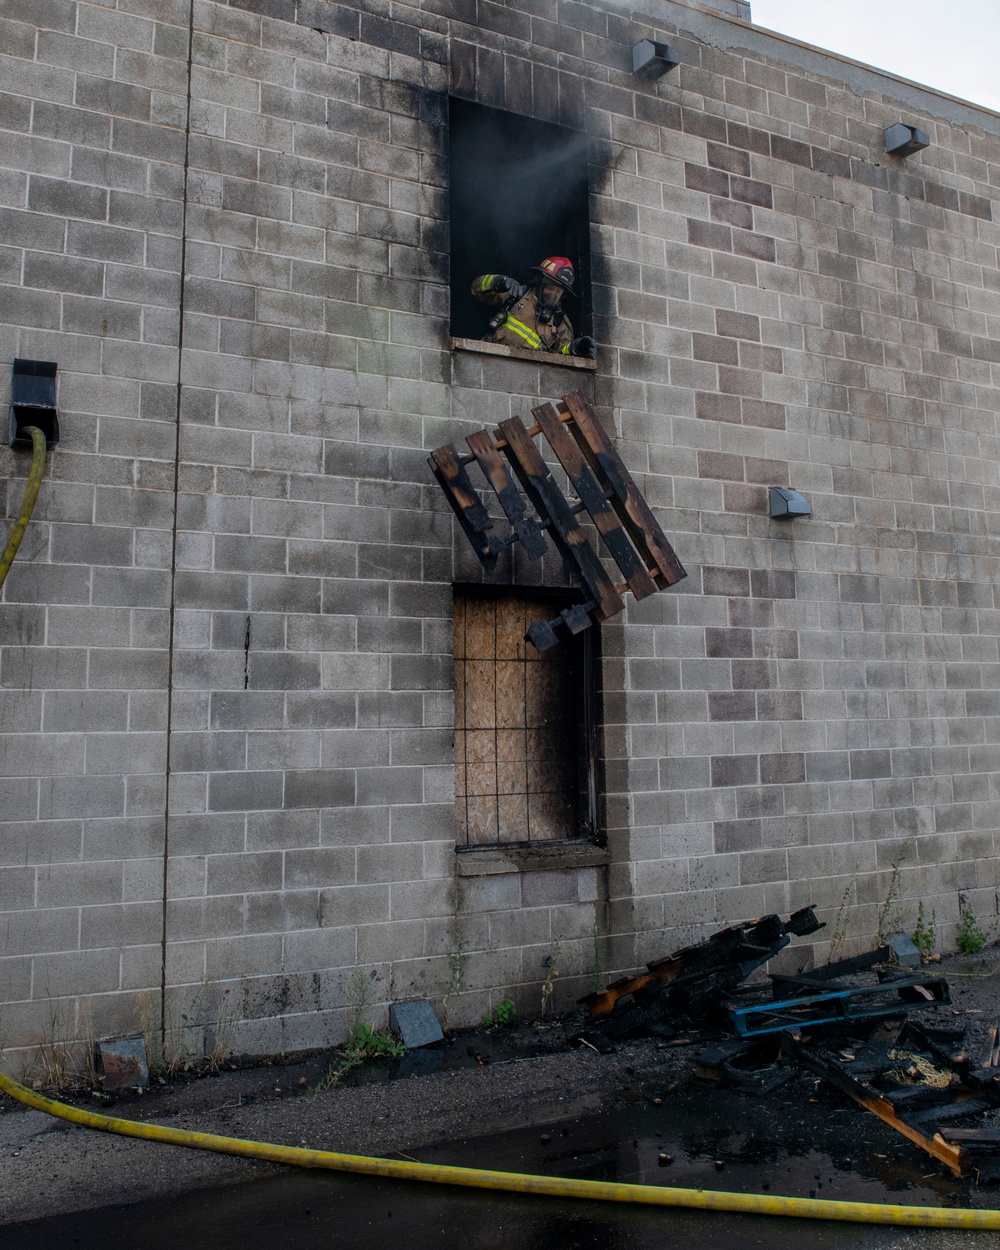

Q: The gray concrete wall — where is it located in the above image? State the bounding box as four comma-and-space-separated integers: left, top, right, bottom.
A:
1, 0, 999, 1066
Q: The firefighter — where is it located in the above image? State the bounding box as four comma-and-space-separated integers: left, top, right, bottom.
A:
471, 257, 596, 358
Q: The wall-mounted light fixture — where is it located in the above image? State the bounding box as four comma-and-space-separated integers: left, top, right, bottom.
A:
9, 358, 59, 449
885, 122, 930, 157
769, 486, 811, 520
632, 39, 680, 79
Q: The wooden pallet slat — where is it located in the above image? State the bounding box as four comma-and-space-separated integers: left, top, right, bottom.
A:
428, 443, 504, 572
497, 415, 624, 622
466, 429, 548, 560
531, 401, 658, 601
559, 390, 687, 588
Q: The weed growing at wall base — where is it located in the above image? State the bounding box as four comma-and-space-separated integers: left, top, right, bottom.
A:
912, 902, 937, 961
481, 998, 516, 1028
956, 904, 995, 955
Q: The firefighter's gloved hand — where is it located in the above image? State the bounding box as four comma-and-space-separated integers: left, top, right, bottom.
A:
571, 336, 596, 358
492, 275, 525, 299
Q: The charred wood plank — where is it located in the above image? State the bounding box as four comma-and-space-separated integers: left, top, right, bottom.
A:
465, 430, 547, 560
531, 401, 657, 600
781, 1033, 970, 1177
428, 443, 505, 571
497, 415, 624, 622
559, 391, 686, 588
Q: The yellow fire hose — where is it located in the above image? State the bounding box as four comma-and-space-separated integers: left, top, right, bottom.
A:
0, 425, 47, 590
2, 1070, 999, 1229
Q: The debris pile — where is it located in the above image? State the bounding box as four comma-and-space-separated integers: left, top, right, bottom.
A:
581, 910, 1000, 1181
580, 906, 824, 1039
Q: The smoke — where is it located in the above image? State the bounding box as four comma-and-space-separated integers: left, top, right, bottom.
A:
449, 100, 592, 339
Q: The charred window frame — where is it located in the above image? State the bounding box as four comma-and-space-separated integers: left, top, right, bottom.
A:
453, 587, 600, 850
448, 99, 592, 345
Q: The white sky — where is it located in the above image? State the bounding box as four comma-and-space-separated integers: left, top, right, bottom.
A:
750, 0, 1000, 114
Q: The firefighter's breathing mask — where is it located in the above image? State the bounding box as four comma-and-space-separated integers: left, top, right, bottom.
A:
536, 281, 565, 325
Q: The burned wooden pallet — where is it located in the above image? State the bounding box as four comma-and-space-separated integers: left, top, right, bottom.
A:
781, 1011, 1000, 1180
581, 906, 823, 1039
730, 976, 950, 1038
428, 391, 686, 651
769, 946, 891, 999
781, 1031, 971, 1177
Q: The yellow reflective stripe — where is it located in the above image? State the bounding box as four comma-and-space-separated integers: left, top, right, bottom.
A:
505, 316, 544, 349
560, 342, 571, 354
476, 275, 496, 292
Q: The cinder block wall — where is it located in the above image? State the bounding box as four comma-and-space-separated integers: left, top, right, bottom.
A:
1, 0, 999, 1064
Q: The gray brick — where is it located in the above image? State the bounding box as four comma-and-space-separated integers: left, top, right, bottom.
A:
38, 775, 125, 820
284, 848, 355, 888
28, 175, 108, 221
208, 771, 283, 811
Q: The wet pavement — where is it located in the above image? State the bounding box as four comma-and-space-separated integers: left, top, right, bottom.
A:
2, 1070, 991, 1249
5, 955, 1000, 1246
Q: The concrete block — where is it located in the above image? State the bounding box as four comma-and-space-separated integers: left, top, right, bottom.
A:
389, 999, 443, 1048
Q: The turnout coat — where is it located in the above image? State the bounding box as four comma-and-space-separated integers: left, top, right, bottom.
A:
471, 275, 575, 354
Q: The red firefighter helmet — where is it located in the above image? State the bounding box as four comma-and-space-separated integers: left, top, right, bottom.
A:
531, 256, 576, 294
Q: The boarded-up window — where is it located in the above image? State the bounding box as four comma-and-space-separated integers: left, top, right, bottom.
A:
454, 590, 597, 847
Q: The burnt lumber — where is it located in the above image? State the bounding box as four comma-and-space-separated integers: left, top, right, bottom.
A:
781, 1031, 970, 1177
769, 947, 890, 998
730, 976, 949, 1038
581, 906, 823, 1039
428, 392, 686, 651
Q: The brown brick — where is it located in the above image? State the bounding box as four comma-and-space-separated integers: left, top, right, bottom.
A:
716, 310, 760, 341
684, 163, 731, 197
707, 142, 751, 176
718, 366, 762, 398
698, 450, 744, 481
687, 219, 732, 251
726, 121, 770, 155
692, 332, 739, 365
770, 134, 812, 167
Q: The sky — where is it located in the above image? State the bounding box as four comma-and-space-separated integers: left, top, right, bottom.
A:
750, 0, 1000, 114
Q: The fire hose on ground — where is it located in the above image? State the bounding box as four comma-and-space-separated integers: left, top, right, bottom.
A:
2, 1070, 1000, 1230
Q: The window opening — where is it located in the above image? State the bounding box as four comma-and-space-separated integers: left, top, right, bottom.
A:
454, 588, 598, 848
448, 98, 591, 344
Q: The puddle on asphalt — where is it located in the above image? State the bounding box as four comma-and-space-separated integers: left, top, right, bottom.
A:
3, 1073, 989, 1250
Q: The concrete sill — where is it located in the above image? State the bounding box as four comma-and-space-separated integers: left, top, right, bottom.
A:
451, 337, 597, 370
455, 842, 610, 876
